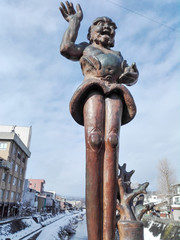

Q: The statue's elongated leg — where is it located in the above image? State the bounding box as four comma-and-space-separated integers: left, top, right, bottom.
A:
103, 93, 123, 240
83, 91, 105, 240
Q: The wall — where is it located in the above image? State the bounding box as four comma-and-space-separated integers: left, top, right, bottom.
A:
143, 216, 180, 240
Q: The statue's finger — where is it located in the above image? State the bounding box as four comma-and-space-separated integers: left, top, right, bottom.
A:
76, 3, 82, 13
60, 2, 68, 14
132, 62, 138, 72
59, 7, 68, 19
69, 2, 76, 14
66, 1, 72, 14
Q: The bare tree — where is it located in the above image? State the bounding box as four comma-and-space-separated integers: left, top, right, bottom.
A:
157, 158, 177, 196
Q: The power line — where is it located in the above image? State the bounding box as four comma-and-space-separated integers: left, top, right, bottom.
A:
106, 0, 180, 33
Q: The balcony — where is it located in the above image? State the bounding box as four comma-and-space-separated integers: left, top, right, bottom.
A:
0, 159, 11, 170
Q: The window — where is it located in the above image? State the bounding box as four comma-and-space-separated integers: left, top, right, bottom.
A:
20, 168, 23, 176
22, 156, 26, 163
18, 180, 21, 188
2, 172, 7, 181
0, 189, 4, 200
17, 151, 21, 160
0, 142, 8, 150
15, 164, 19, 172
8, 175, 12, 184
13, 177, 17, 185
11, 161, 14, 170
11, 192, 14, 201
16, 193, 20, 201
174, 197, 180, 204
6, 191, 9, 200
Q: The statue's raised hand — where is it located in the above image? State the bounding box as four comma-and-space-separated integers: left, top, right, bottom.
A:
59, 1, 83, 22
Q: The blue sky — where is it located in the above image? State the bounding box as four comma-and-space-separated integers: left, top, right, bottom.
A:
0, 0, 179, 197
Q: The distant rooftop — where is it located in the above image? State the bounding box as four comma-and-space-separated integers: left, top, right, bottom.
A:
28, 179, 45, 183
0, 125, 32, 149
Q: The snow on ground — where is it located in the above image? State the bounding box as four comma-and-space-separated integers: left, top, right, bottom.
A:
144, 221, 162, 240
35, 214, 77, 240
144, 227, 160, 240
0, 211, 83, 240
0, 218, 42, 240
0, 212, 165, 240
38, 211, 72, 226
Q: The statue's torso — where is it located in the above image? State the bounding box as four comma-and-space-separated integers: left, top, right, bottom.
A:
80, 45, 124, 83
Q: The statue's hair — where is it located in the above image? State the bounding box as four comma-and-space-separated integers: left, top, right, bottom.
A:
87, 17, 117, 47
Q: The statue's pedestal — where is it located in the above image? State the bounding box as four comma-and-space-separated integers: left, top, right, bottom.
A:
117, 221, 144, 240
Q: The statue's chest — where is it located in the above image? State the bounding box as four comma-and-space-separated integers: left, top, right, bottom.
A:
80, 47, 123, 81
96, 53, 122, 69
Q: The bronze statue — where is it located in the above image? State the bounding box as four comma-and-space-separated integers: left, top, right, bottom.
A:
59, 2, 139, 239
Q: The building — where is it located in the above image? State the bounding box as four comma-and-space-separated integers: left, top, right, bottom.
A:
67, 200, 83, 209
28, 179, 45, 193
171, 183, 180, 221
56, 195, 66, 210
25, 179, 47, 213
0, 125, 31, 217
41, 190, 57, 213
37, 195, 46, 213
171, 183, 180, 199
22, 179, 38, 209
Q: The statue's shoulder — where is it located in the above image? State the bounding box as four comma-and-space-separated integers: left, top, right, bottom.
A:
83, 44, 95, 51
79, 42, 89, 48
113, 50, 123, 57
83, 44, 101, 56
112, 50, 124, 61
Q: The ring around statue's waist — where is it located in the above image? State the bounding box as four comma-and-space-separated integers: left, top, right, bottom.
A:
84, 74, 120, 84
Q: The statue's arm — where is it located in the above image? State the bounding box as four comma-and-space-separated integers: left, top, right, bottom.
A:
59, 2, 88, 61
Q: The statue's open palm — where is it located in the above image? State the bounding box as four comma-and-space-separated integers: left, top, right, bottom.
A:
59, 1, 83, 22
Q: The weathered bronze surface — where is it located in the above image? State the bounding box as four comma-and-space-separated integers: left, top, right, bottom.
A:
59, 2, 139, 239
118, 221, 144, 240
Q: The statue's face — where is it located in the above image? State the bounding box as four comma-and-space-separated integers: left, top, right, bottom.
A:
89, 17, 116, 48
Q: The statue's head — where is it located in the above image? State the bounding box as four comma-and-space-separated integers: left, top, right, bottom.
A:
87, 17, 117, 48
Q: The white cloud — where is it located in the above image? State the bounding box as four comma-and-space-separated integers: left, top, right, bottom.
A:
0, 0, 179, 197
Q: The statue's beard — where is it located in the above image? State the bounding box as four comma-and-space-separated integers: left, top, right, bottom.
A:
90, 32, 114, 48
